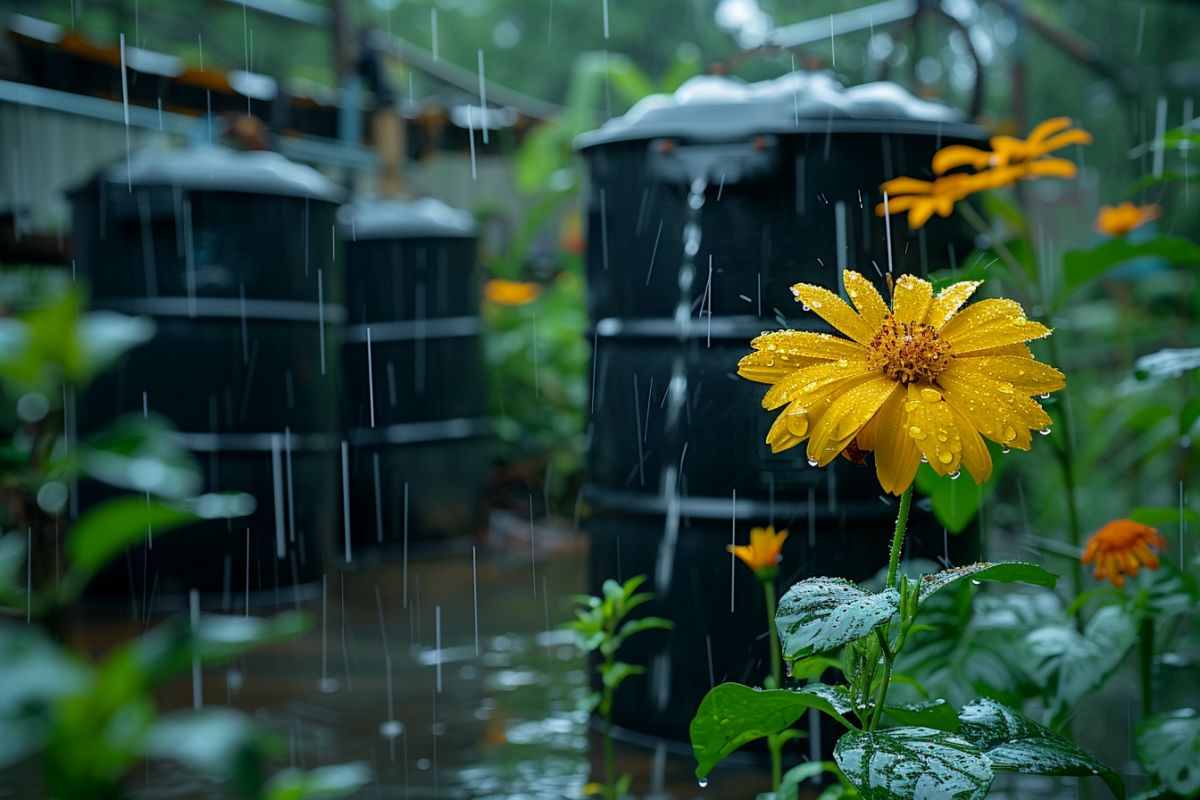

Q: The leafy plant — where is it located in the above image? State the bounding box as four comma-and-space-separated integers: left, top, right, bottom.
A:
564, 575, 672, 799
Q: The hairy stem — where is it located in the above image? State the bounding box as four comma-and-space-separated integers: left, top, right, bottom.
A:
1139, 617, 1154, 719
762, 577, 783, 790
885, 486, 914, 591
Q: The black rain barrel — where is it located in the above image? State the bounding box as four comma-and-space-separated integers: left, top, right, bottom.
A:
337, 198, 489, 553
71, 146, 344, 606
576, 73, 986, 742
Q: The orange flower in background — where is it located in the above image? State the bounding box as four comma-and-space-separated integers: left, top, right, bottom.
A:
484, 278, 542, 306
1082, 519, 1167, 588
876, 117, 1091, 230
728, 526, 789, 577
931, 117, 1093, 174
739, 270, 1065, 495
1095, 202, 1162, 237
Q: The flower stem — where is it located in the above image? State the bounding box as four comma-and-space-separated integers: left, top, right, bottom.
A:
885, 486, 914, 591
869, 628, 895, 731
1045, 333, 1085, 623
1139, 617, 1154, 719
762, 576, 783, 790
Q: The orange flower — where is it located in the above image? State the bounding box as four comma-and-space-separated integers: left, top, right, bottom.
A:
1081, 519, 1167, 588
876, 117, 1091, 230
728, 526, 789, 577
484, 278, 542, 306
1095, 202, 1162, 237
931, 117, 1093, 174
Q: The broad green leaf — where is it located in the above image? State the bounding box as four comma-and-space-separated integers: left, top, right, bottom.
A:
265, 763, 373, 800
0, 623, 91, 768
1026, 606, 1137, 728
1136, 709, 1200, 797
67, 496, 197, 577
0, 531, 26, 605
884, 699, 960, 732
690, 683, 828, 778
834, 727, 993, 800
599, 660, 642, 689
914, 444, 1004, 532
918, 562, 1058, 603
1063, 237, 1200, 294
776, 578, 899, 660
800, 682, 854, 715
75, 414, 200, 499
145, 708, 274, 789
1128, 506, 1200, 527
959, 697, 1124, 799
1181, 397, 1200, 436
1133, 347, 1200, 383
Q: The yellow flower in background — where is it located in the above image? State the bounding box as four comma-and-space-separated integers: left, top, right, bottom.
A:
931, 116, 1093, 174
876, 117, 1091, 230
484, 278, 542, 306
1082, 519, 1167, 588
738, 270, 1065, 495
1095, 202, 1162, 237
728, 526, 789, 577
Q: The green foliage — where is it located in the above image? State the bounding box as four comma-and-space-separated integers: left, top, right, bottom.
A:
564, 574, 671, 800
958, 698, 1124, 799
775, 578, 899, 661
1136, 709, 1200, 798
834, 726, 993, 800
1025, 606, 1139, 729
913, 442, 1007, 533
1061, 237, 1200, 298
917, 562, 1058, 604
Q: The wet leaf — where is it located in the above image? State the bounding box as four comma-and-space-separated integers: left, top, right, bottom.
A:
1063, 237, 1200, 295
914, 443, 1005, 532
0, 623, 90, 768
691, 683, 828, 778
75, 414, 200, 499
0, 531, 26, 606
884, 699, 960, 732
918, 562, 1057, 603
264, 762, 373, 800
1136, 708, 1200, 797
1026, 606, 1137, 728
66, 496, 197, 582
834, 726, 993, 800
776, 578, 899, 660
959, 697, 1124, 798
1132, 347, 1200, 383
145, 707, 274, 780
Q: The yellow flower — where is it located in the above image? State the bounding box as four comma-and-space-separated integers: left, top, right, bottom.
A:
728, 526, 789, 576
484, 278, 542, 306
1094, 202, 1161, 237
738, 270, 1065, 495
1082, 519, 1166, 588
931, 117, 1093, 174
876, 117, 1091, 230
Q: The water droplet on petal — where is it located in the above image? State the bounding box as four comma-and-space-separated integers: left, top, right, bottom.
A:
908, 426, 927, 440
920, 387, 942, 403
807, 459, 818, 467
949, 469, 961, 480
1039, 428, 1052, 436
1039, 393, 1051, 400
698, 777, 709, 788
937, 451, 954, 465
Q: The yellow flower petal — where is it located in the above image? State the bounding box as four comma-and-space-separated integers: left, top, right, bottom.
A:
748, 329, 866, 361
761, 359, 875, 411
1039, 128, 1093, 152
909, 200, 938, 229
891, 274, 934, 325
738, 349, 819, 384
766, 400, 809, 452
843, 270, 891, 328
789, 283, 877, 344
939, 298, 1051, 353
903, 384, 963, 476
871, 388, 922, 495
1025, 116, 1073, 146
1022, 158, 1078, 180
950, 402, 993, 484
952, 355, 1065, 395
880, 176, 936, 195
926, 280, 982, 329
806, 376, 899, 466
932, 144, 993, 175
937, 362, 1052, 449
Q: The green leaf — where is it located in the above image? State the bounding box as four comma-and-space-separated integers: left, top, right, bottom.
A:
1026, 606, 1138, 728
958, 697, 1124, 799
776, 578, 899, 660
0, 623, 90, 768
690, 683, 829, 778
834, 727, 993, 800
1133, 347, 1200, 383
1063, 236, 1200, 294
1136, 709, 1200, 797
74, 414, 201, 499
918, 562, 1058, 603
1128, 506, 1200, 527
884, 700, 960, 733
776, 761, 840, 800
0, 531, 26, 606
800, 682, 854, 715
145, 708, 274, 790
914, 444, 1004, 532
265, 762, 374, 800
67, 496, 197, 577
600, 660, 642, 690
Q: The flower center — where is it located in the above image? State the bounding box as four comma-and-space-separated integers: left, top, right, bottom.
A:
867, 317, 953, 384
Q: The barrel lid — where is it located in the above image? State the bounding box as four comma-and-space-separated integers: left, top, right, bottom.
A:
91, 146, 345, 202
577, 71, 974, 149
338, 197, 476, 240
